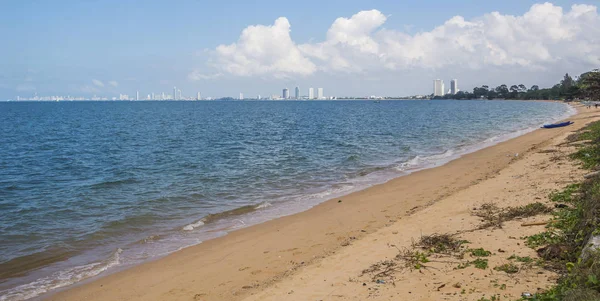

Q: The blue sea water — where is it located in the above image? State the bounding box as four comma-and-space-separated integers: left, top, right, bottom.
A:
0, 100, 573, 300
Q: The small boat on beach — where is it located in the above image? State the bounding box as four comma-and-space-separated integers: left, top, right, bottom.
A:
542, 121, 573, 129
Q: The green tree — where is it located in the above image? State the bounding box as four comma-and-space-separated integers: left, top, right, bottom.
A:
580, 69, 600, 100
509, 85, 519, 99
473, 86, 489, 99
562, 73, 574, 90
495, 85, 509, 98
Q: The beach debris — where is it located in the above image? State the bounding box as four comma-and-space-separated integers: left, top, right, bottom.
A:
522, 292, 532, 298
474, 202, 552, 229
338, 200, 342, 203
376, 279, 385, 284
584, 171, 600, 179
416, 233, 467, 254
453, 282, 461, 288
554, 203, 568, 208
498, 249, 506, 253
437, 283, 446, 291
521, 221, 550, 227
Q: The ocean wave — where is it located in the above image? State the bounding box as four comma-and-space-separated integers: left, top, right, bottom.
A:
89, 178, 138, 189
182, 220, 205, 231
254, 202, 272, 209
0, 249, 122, 301
182, 202, 273, 231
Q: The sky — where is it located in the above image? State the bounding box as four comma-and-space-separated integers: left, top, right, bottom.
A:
1, 0, 599, 99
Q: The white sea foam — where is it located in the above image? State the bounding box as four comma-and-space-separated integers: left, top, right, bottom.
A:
0, 249, 122, 301
182, 219, 205, 231
254, 202, 272, 209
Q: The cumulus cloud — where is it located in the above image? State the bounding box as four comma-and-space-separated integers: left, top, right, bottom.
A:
108, 80, 119, 87
92, 79, 104, 87
206, 17, 316, 78
205, 3, 600, 78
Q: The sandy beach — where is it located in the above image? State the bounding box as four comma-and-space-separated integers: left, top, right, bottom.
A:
46, 104, 599, 301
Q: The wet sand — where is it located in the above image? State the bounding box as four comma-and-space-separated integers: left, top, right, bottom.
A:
48, 104, 598, 301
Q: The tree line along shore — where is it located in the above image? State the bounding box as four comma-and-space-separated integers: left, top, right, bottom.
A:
433, 69, 600, 101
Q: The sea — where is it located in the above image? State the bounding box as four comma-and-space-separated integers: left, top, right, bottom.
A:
0, 100, 575, 300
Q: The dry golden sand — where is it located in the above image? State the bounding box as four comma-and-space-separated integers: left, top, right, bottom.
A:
48, 104, 600, 301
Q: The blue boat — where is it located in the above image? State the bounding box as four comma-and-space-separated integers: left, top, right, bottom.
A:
542, 121, 573, 129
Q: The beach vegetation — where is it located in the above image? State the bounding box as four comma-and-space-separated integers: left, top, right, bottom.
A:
494, 263, 519, 274
549, 184, 580, 204
473, 258, 489, 269
508, 255, 534, 263
469, 248, 492, 257
477, 294, 501, 301
526, 121, 600, 300
455, 258, 489, 270
474, 202, 552, 229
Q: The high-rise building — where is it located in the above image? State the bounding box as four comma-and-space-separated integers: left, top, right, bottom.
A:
173, 87, 177, 100
151, 92, 155, 100
294, 86, 300, 99
239, 93, 244, 100
450, 79, 458, 95
433, 80, 445, 97
197, 92, 201, 100
178, 89, 182, 100
283, 88, 290, 99
317, 88, 324, 99
308, 88, 314, 100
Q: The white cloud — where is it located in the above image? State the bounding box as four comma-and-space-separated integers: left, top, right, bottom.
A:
206, 3, 600, 78
92, 79, 104, 87
108, 80, 119, 87
188, 71, 222, 81
206, 17, 316, 78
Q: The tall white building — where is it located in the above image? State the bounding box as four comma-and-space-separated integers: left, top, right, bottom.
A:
283, 88, 290, 99
308, 88, 314, 100
317, 88, 324, 99
433, 80, 445, 97
197, 92, 201, 100
450, 79, 458, 94
294, 86, 300, 99
136, 91, 139, 101
239, 93, 244, 100
173, 87, 177, 100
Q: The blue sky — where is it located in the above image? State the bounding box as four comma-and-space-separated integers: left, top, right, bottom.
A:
1, 0, 599, 99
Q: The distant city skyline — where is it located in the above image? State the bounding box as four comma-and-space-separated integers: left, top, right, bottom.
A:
2, 1, 599, 100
